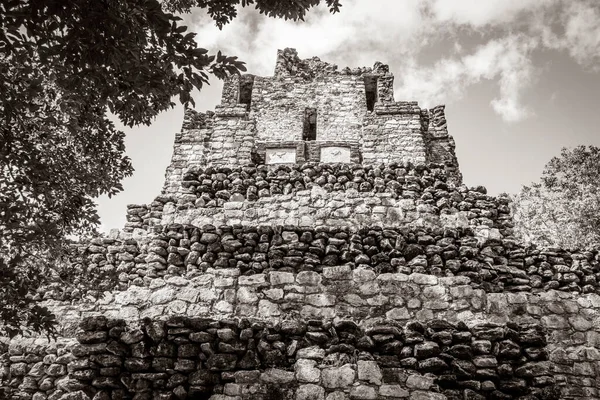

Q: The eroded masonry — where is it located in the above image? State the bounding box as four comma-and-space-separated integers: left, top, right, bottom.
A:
1, 48, 598, 400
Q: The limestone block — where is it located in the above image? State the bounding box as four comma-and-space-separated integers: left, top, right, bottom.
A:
197, 289, 218, 303
270, 271, 295, 286
569, 315, 593, 331
323, 265, 352, 280
326, 393, 348, 400
379, 385, 409, 398
149, 287, 175, 305
409, 391, 446, 400
113, 286, 150, 306
214, 278, 235, 288
296, 384, 325, 400
239, 274, 267, 286
296, 346, 325, 360
258, 300, 281, 317
164, 300, 188, 315
260, 368, 295, 384
186, 304, 211, 317
176, 287, 202, 303
541, 315, 569, 329
295, 359, 321, 383
264, 288, 284, 301
306, 294, 336, 307
405, 374, 434, 390
409, 273, 438, 286
353, 268, 377, 283
322, 365, 355, 388
236, 287, 259, 303
357, 361, 382, 385
300, 305, 335, 319
166, 276, 189, 286
386, 308, 410, 320
214, 301, 234, 314
349, 385, 376, 400
297, 271, 322, 286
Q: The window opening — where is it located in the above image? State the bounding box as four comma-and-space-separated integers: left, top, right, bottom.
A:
303, 108, 317, 141
364, 75, 378, 112
238, 75, 255, 109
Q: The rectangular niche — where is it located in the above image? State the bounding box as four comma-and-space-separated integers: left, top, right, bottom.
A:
364, 75, 378, 112
238, 74, 255, 110
266, 148, 297, 164
303, 107, 317, 141
321, 146, 351, 163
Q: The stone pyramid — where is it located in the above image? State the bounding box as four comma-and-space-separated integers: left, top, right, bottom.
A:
2, 48, 598, 400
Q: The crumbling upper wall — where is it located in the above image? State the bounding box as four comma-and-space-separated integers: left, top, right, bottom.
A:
251, 48, 395, 143
162, 109, 215, 194
251, 73, 366, 142
163, 48, 463, 196
274, 47, 340, 78
162, 107, 255, 195
363, 102, 427, 165
421, 106, 462, 184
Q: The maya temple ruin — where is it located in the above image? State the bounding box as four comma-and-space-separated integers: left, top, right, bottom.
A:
2, 48, 600, 400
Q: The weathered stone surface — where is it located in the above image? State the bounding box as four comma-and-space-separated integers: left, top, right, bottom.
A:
207, 354, 237, 371
297, 271, 322, 286
386, 308, 410, 320
59, 391, 91, 400
258, 300, 281, 317
379, 385, 410, 398
405, 374, 434, 390
409, 391, 445, 400
414, 342, 440, 359
261, 368, 295, 384
297, 346, 326, 360
295, 359, 321, 383
322, 365, 355, 388
296, 384, 325, 400
349, 385, 377, 399
357, 361, 382, 385
270, 271, 295, 285
323, 265, 352, 280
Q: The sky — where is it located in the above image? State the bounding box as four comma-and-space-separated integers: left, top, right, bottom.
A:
97, 0, 600, 232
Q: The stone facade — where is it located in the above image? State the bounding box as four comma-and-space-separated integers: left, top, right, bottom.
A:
162, 48, 461, 195
0, 50, 596, 400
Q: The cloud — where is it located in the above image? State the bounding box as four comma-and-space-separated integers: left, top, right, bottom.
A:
186, 0, 600, 122
394, 35, 537, 122
558, 1, 600, 71
426, 0, 558, 28
187, 0, 428, 74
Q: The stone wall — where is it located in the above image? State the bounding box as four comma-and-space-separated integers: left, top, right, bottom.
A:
0, 318, 559, 400
251, 72, 367, 143
5, 221, 600, 398
60, 223, 600, 303
0, 282, 600, 400
36, 223, 600, 400
362, 106, 427, 166
161, 48, 462, 193
160, 189, 485, 231
420, 106, 462, 185
162, 108, 255, 195
127, 163, 510, 235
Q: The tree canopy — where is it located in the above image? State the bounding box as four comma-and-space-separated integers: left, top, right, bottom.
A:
512, 145, 600, 249
0, 0, 341, 337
